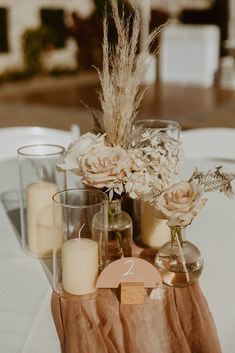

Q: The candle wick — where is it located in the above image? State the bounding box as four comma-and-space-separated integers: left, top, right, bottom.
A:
78, 223, 85, 241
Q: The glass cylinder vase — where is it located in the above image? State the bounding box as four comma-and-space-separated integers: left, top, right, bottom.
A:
140, 201, 171, 249
134, 118, 181, 139
52, 188, 108, 297
17, 144, 65, 258
154, 226, 203, 287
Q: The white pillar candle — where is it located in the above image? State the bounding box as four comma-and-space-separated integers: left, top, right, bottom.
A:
140, 201, 170, 248
62, 238, 98, 295
26, 181, 62, 257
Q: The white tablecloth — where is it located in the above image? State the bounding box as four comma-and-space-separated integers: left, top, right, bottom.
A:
0, 158, 235, 353
0, 160, 60, 353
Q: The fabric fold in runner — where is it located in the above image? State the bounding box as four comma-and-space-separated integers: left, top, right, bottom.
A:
51, 282, 222, 353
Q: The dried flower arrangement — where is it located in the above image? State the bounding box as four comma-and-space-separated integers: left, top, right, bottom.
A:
60, 0, 181, 200
59, 0, 235, 232
153, 166, 235, 228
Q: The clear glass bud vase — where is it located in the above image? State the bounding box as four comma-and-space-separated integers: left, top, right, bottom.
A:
108, 198, 133, 262
154, 226, 203, 287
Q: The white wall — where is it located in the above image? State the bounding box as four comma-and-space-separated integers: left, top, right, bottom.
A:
0, 0, 94, 72
229, 0, 235, 40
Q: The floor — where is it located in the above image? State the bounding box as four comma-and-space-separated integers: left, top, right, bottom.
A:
1, 71, 235, 133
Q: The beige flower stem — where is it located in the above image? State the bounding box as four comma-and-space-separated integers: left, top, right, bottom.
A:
108, 207, 124, 258
116, 231, 124, 258
172, 226, 190, 283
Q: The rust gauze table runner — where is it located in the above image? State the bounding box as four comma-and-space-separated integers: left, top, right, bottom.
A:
51, 282, 222, 353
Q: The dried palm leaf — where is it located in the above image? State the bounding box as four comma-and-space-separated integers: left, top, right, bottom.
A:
189, 166, 235, 198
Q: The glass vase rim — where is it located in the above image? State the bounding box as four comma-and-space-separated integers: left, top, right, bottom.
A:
52, 188, 108, 209
108, 196, 123, 203
134, 118, 180, 131
17, 144, 65, 157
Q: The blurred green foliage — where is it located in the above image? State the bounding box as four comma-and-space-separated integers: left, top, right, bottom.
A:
22, 26, 48, 75
0, 24, 77, 84
0, 1, 131, 81
0, 69, 32, 84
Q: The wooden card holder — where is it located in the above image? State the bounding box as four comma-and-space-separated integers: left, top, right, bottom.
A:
120, 282, 145, 305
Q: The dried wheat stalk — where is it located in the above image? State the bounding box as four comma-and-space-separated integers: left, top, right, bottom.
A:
93, 0, 162, 148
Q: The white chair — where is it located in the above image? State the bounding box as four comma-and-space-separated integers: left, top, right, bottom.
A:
181, 127, 235, 160
159, 24, 220, 87
0, 125, 80, 161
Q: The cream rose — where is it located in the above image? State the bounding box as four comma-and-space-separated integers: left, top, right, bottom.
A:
58, 133, 105, 174
154, 181, 207, 227
81, 145, 133, 189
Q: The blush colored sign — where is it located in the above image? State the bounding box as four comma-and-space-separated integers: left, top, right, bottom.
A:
96, 257, 162, 289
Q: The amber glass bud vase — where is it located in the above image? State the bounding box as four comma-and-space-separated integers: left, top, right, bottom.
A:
154, 226, 203, 287
107, 198, 133, 262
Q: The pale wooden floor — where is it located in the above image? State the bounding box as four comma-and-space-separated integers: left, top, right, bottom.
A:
1, 71, 235, 133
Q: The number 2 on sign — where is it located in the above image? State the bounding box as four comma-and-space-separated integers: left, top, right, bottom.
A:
123, 259, 134, 277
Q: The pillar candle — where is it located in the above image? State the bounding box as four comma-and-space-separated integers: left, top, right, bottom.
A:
140, 201, 170, 248
62, 238, 98, 295
26, 181, 62, 257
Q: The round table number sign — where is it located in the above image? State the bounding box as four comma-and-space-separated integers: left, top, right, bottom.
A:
96, 257, 163, 304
